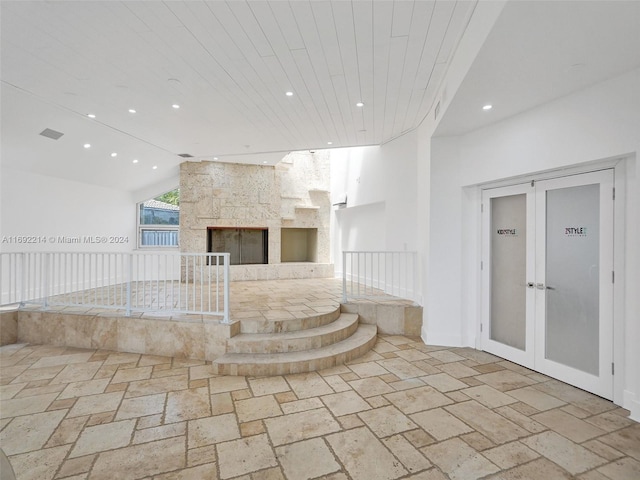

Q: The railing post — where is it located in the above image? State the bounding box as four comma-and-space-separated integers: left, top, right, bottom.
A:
342, 251, 347, 303
126, 253, 132, 317
42, 253, 50, 309
223, 253, 230, 323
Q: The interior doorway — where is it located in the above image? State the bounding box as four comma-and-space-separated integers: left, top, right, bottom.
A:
480, 169, 614, 399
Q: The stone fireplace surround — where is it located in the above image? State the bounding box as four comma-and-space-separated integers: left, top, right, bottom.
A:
180, 152, 333, 281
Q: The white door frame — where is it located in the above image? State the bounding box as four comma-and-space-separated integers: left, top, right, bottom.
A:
476, 160, 625, 404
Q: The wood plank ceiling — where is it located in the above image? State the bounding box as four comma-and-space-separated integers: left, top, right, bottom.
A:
1, 1, 476, 190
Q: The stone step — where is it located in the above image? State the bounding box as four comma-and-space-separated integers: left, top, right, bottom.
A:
212, 324, 377, 376
227, 313, 359, 354
238, 305, 341, 333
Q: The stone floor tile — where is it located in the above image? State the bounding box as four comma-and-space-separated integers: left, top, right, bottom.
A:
337, 413, 365, 430
56, 454, 96, 478
209, 375, 248, 394
240, 419, 265, 437
385, 386, 452, 414
264, 408, 340, 446
393, 349, 430, 362
0, 410, 66, 455
421, 373, 468, 392
598, 425, 640, 461
187, 444, 217, 467
57, 378, 110, 400
475, 371, 538, 392
126, 375, 189, 398
358, 405, 417, 438
89, 436, 185, 480
248, 376, 290, 396
235, 395, 282, 422
482, 441, 540, 469
217, 434, 278, 479
110, 365, 153, 384
67, 391, 124, 418
86, 411, 115, 427
460, 431, 495, 451
348, 377, 395, 397
403, 469, 449, 480
349, 361, 390, 378
445, 401, 529, 444
165, 387, 211, 423
46, 416, 88, 448
436, 362, 479, 379
115, 392, 165, 420
321, 390, 371, 417
323, 374, 352, 392
383, 434, 432, 473
0, 392, 58, 419
29, 352, 94, 369
582, 439, 626, 461
377, 358, 427, 379
485, 457, 573, 480
427, 351, 467, 364
586, 410, 637, 432
461, 385, 518, 409
188, 413, 241, 448
153, 462, 219, 479
7, 444, 70, 480
276, 438, 341, 479
410, 407, 473, 441
133, 421, 186, 444
50, 362, 103, 384
70, 419, 135, 457
521, 431, 607, 475
422, 437, 499, 480
493, 405, 547, 433
327, 427, 407, 480
286, 372, 334, 398
280, 397, 323, 414
532, 408, 606, 442
403, 429, 437, 449
596, 456, 640, 480
506, 385, 566, 411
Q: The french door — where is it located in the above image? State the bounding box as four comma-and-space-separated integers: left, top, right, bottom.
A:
481, 170, 614, 399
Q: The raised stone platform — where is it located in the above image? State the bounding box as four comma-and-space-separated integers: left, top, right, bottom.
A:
2, 278, 423, 375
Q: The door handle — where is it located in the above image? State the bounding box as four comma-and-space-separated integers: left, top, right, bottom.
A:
527, 282, 535, 288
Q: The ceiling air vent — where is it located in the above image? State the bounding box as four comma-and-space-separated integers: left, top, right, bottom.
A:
178, 153, 193, 158
39, 128, 64, 140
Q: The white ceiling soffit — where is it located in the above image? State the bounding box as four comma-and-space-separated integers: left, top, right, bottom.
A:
435, 0, 640, 137
1, 0, 476, 191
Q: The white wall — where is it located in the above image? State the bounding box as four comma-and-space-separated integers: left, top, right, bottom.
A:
428, 68, 640, 419
330, 132, 418, 274
1, 168, 136, 253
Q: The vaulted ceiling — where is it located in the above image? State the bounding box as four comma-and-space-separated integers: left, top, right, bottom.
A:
1, 0, 476, 192
1, 1, 639, 194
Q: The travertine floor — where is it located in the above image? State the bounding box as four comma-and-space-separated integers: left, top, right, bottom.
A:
1, 338, 638, 480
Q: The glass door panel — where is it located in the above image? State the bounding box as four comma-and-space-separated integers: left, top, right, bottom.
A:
545, 184, 600, 375
490, 194, 527, 350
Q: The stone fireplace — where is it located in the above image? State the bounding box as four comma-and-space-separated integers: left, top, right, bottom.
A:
180, 151, 333, 280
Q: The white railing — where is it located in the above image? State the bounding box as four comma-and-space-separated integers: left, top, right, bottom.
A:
0, 252, 230, 322
342, 251, 419, 303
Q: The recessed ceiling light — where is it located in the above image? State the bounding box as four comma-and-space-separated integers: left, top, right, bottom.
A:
83, 143, 91, 149
110, 152, 117, 157
327, 141, 333, 145
263, 161, 268, 164
152, 165, 158, 170
356, 102, 364, 107
132, 159, 139, 164
214, 157, 219, 160
172, 104, 180, 109
285, 91, 293, 97
482, 104, 493, 111
87, 114, 96, 118
128, 109, 136, 113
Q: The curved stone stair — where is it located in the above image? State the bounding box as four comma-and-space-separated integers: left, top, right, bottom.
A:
212, 312, 377, 376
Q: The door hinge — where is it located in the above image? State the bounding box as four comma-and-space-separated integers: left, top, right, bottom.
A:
481, 203, 484, 213
481, 261, 484, 271
612, 271, 615, 284
480, 323, 483, 333
531, 180, 535, 187
612, 363, 615, 375
613, 187, 615, 200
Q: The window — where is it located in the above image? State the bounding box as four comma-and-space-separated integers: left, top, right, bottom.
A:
138, 189, 179, 248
